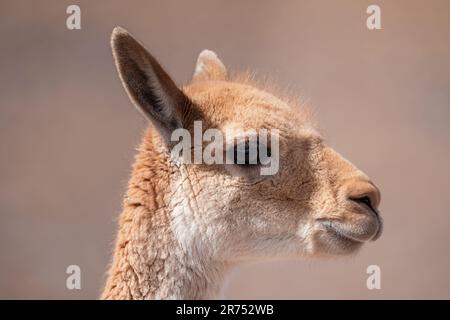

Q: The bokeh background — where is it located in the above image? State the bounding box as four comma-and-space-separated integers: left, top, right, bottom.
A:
1, 0, 450, 299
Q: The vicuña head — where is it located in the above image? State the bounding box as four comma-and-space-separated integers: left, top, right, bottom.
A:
102, 27, 383, 299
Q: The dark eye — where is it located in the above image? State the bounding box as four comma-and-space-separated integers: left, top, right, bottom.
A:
233, 140, 271, 167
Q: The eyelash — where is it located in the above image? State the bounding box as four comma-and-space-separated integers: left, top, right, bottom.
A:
232, 143, 271, 166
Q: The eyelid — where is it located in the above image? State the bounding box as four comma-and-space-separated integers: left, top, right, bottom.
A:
230, 141, 272, 166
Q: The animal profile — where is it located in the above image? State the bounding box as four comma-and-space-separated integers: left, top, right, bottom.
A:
102, 27, 382, 300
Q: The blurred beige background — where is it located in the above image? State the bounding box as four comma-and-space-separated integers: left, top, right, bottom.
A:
1, 0, 449, 299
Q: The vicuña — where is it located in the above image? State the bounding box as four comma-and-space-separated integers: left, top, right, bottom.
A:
102, 27, 383, 300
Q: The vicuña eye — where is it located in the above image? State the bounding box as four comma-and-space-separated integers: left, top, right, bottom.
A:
232, 141, 271, 166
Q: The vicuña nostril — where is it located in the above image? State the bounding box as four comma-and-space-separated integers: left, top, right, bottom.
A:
345, 178, 381, 211
350, 195, 376, 212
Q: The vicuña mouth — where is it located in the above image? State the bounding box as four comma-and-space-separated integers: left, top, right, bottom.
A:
319, 220, 362, 243
319, 218, 381, 243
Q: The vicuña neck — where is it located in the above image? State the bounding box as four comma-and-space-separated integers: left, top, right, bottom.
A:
102, 129, 228, 299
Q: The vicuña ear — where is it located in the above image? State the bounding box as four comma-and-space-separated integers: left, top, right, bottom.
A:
193, 50, 227, 82
111, 27, 192, 144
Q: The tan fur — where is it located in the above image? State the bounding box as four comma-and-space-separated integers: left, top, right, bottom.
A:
102, 27, 382, 299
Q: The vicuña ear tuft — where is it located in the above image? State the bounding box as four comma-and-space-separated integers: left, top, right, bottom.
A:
111, 26, 192, 144
193, 49, 227, 82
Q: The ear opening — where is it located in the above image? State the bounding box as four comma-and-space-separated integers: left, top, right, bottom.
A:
193, 49, 227, 82
111, 27, 195, 143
